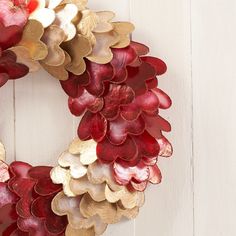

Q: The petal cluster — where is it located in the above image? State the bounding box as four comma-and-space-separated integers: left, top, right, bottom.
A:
51, 139, 144, 235
0, 161, 67, 235
61, 42, 173, 191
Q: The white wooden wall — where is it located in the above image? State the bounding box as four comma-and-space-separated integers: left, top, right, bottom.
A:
1, 0, 236, 235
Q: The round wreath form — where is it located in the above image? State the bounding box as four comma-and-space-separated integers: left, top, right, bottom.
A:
0, 0, 173, 235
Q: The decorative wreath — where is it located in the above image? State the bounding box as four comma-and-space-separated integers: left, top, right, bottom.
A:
0, 0, 173, 235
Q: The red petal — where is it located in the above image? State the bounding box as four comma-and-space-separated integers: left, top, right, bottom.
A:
0, 183, 18, 208
85, 61, 114, 96
121, 90, 160, 121
97, 136, 138, 163
146, 77, 158, 89
9, 162, 32, 178
60, 72, 90, 98
0, 73, 9, 87
0, 23, 23, 49
18, 216, 55, 236
78, 111, 107, 142
113, 161, 150, 185
133, 131, 160, 158
107, 115, 145, 145
101, 84, 134, 120
143, 114, 171, 138
157, 136, 173, 157
148, 165, 162, 184
152, 88, 172, 109
68, 89, 104, 116
126, 61, 156, 96
130, 181, 148, 192
111, 46, 138, 83
32, 196, 67, 234
141, 56, 167, 75
0, 1, 29, 28
0, 51, 29, 80
130, 41, 149, 56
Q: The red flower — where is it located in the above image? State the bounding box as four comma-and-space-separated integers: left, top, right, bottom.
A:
0, 162, 67, 235
61, 41, 172, 190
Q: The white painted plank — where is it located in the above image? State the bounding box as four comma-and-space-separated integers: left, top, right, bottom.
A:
0, 81, 15, 163
14, 70, 74, 166
130, 1, 193, 236
192, 1, 236, 236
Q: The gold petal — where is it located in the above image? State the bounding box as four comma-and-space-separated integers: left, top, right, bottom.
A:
50, 166, 75, 197
86, 31, 119, 64
105, 185, 145, 209
52, 192, 107, 235
58, 151, 87, 179
62, 34, 92, 75
0, 161, 10, 183
93, 11, 115, 33
10, 46, 40, 72
69, 138, 97, 165
61, 0, 88, 10
77, 9, 99, 45
18, 20, 48, 61
116, 205, 139, 220
87, 161, 121, 191
54, 4, 78, 41
112, 22, 135, 48
65, 225, 95, 236
0, 142, 6, 161
80, 194, 118, 224
41, 51, 71, 80
70, 176, 106, 202
41, 25, 66, 66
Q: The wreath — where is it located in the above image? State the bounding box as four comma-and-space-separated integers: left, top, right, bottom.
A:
0, 0, 173, 235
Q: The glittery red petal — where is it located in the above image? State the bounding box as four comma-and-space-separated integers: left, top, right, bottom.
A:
32, 196, 67, 234
68, 89, 104, 116
111, 46, 138, 84
97, 136, 138, 163
143, 114, 171, 138
85, 60, 114, 96
78, 111, 107, 142
121, 90, 160, 121
152, 88, 172, 109
141, 56, 167, 75
101, 84, 134, 120
0, 23, 23, 49
126, 61, 156, 96
107, 115, 145, 145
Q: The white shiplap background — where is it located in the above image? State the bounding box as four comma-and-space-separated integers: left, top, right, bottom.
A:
1, 0, 236, 235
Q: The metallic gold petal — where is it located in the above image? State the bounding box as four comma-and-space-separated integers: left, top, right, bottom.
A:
58, 151, 87, 179
18, 20, 48, 61
77, 9, 99, 45
93, 11, 115, 33
62, 34, 92, 75
80, 194, 118, 224
69, 139, 97, 165
41, 51, 71, 80
86, 31, 119, 64
105, 185, 145, 209
65, 225, 95, 236
10, 46, 40, 72
41, 25, 66, 66
50, 166, 75, 197
87, 161, 122, 191
70, 176, 106, 202
112, 22, 135, 48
